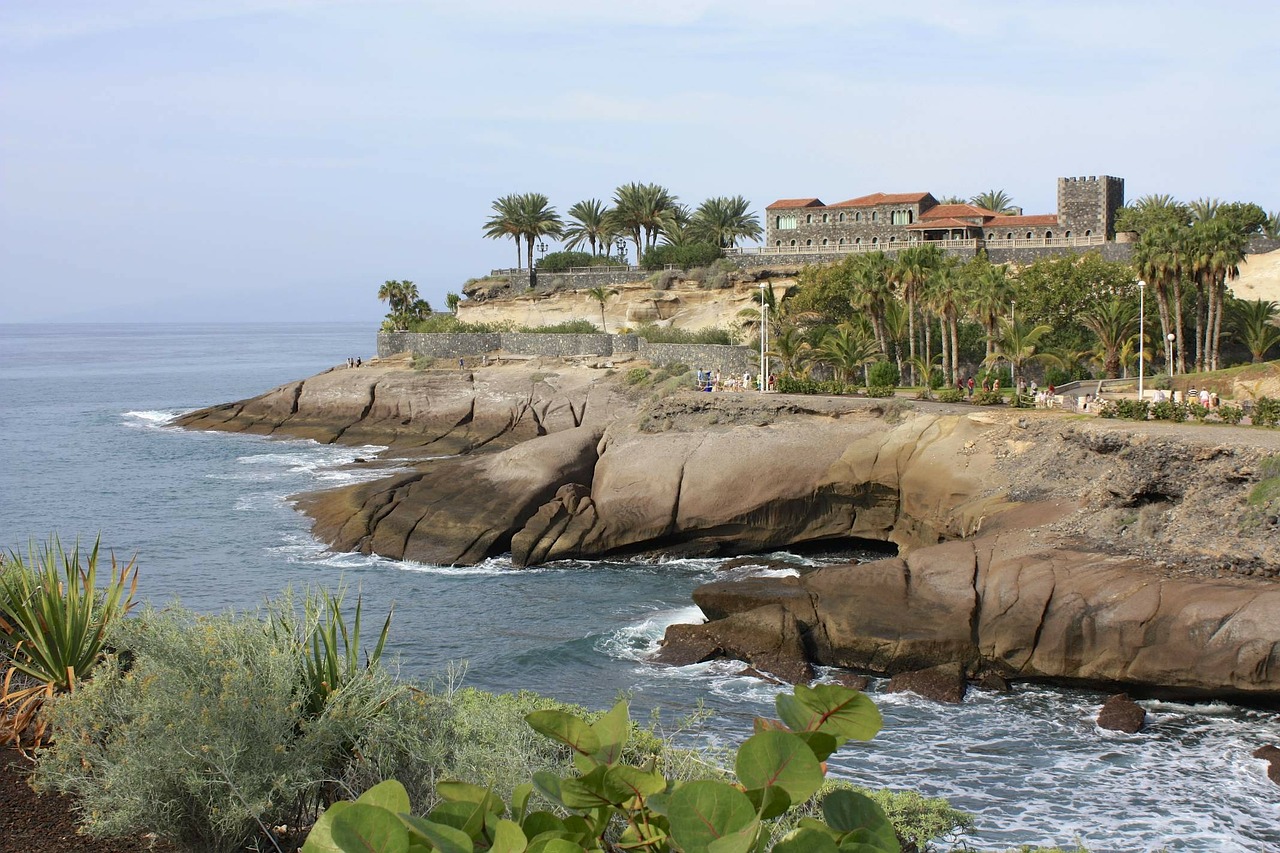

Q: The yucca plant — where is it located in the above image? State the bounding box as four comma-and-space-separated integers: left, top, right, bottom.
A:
301, 589, 393, 717
0, 536, 138, 752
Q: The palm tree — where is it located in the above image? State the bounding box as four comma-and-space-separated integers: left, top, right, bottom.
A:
767, 326, 813, 379
1189, 197, 1223, 223
985, 316, 1062, 389
922, 260, 965, 385
690, 196, 763, 248
661, 204, 696, 246
816, 323, 882, 385
967, 260, 1014, 361
848, 253, 894, 359
1229, 298, 1280, 363
1266, 212, 1280, 239
516, 193, 563, 273
1132, 224, 1188, 372
484, 194, 525, 268
1079, 297, 1140, 378
586, 286, 618, 332
445, 292, 461, 314
377, 280, 429, 329
881, 299, 909, 382
893, 244, 943, 384
563, 199, 612, 255
970, 190, 1016, 214
612, 182, 678, 261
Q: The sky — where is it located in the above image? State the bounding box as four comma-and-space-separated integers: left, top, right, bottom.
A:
2, 1, 1278, 324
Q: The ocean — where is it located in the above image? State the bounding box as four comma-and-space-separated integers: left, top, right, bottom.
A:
1, 322, 1277, 850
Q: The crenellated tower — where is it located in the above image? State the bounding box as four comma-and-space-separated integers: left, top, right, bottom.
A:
1057, 176, 1124, 238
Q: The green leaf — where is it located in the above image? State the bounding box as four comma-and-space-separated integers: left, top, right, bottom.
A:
332, 804, 410, 853
489, 818, 528, 853
796, 731, 839, 762
526, 839, 582, 853
588, 700, 631, 765
356, 780, 411, 815
302, 801, 352, 853
511, 783, 533, 823
735, 730, 823, 804
742, 785, 791, 821
706, 820, 761, 853
520, 812, 568, 839
557, 766, 617, 809
401, 815, 474, 853
668, 781, 757, 853
823, 790, 899, 852
776, 685, 882, 742
437, 780, 506, 816
525, 709, 601, 757
427, 801, 487, 838
774, 828, 839, 853
603, 765, 667, 807
531, 772, 566, 809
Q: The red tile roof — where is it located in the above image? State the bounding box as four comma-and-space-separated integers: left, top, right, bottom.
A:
830, 192, 933, 208
920, 203, 1000, 221
987, 214, 1059, 228
906, 218, 983, 230
766, 198, 825, 209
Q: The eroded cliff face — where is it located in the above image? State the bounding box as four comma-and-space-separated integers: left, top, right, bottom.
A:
177, 360, 1280, 698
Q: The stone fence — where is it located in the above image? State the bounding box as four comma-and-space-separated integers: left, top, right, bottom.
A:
378, 332, 756, 375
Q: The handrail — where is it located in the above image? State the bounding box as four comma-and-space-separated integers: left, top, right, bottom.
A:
725, 234, 1110, 257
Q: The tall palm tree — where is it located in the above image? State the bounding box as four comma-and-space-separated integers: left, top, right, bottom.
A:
1229, 298, 1280, 363
1189, 197, 1223, 223
1079, 297, 1140, 378
612, 182, 678, 261
661, 204, 696, 246
516, 193, 563, 273
848, 252, 894, 359
690, 196, 763, 248
1132, 224, 1188, 372
767, 326, 813, 379
970, 190, 1016, 214
563, 199, 612, 255
922, 260, 965, 385
484, 194, 525, 268
967, 260, 1015, 361
1266, 212, 1280, 239
985, 316, 1062, 388
894, 244, 943, 384
881, 299, 909, 381
586, 286, 618, 332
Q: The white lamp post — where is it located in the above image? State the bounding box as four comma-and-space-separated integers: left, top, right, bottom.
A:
1137, 280, 1145, 402
1166, 333, 1176, 375
759, 283, 769, 391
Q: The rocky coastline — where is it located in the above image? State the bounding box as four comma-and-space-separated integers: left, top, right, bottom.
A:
176, 355, 1280, 704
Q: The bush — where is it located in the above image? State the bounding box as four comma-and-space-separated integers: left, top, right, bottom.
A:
1254, 397, 1280, 427
518, 319, 600, 335
971, 389, 1004, 406
1219, 404, 1245, 425
1151, 400, 1188, 422
536, 251, 600, 273
1103, 399, 1149, 421
866, 384, 896, 398
867, 361, 900, 388
776, 376, 851, 395
776, 780, 974, 852
647, 269, 679, 291
1189, 403, 1210, 423
935, 388, 964, 403
632, 324, 734, 345
640, 242, 722, 271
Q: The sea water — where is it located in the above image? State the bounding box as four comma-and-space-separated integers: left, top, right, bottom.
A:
1, 322, 1277, 851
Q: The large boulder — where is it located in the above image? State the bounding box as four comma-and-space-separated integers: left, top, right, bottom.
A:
1096, 694, 1146, 733
886, 663, 968, 703
654, 604, 814, 685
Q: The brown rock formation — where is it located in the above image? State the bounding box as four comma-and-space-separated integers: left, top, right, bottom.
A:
886, 664, 968, 704
1097, 694, 1146, 733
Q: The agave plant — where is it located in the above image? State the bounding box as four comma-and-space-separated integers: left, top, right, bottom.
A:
0, 536, 138, 752
300, 588, 393, 717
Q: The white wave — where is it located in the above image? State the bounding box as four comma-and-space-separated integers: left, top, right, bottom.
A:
599, 604, 705, 663
121, 409, 185, 429
394, 554, 549, 577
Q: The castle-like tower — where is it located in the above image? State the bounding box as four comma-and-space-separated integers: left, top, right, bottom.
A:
1057, 176, 1124, 238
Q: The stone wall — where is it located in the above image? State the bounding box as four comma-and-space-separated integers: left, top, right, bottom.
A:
986, 241, 1134, 265
378, 331, 754, 374
765, 202, 926, 251
1058, 176, 1125, 237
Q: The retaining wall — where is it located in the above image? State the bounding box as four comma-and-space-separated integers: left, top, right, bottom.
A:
377, 332, 755, 374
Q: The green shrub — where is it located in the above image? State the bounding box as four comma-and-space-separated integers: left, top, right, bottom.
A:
647, 269, 680, 291
624, 367, 651, 386
776, 780, 973, 852
518, 319, 600, 335
1254, 397, 1280, 427
866, 384, 896, 398
410, 353, 434, 371
1219, 404, 1245, 425
1104, 399, 1149, 421
867, 361, 900, 388
971, 389, 1004, 406
935, 388, 964, 403
536, 251, 594, 273
640, 242, 722, 271
776, 376, 851, 395
1189, 402, 1210, 423
1151, 400, 1188, 422
632, 324, 734, 345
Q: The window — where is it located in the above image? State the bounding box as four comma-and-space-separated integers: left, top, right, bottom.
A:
805, 239, 813, 246
889, 236, 896, 244
871, 236, 879, 244
891, 210, 910, 225
775, 240, 782, 247
806, 214, 813, 224
822, 238, 829, 246
1006, 232, 1013, 240
987, 232, 995, 240
838, 238, 845, 246
872, 211, 879, 222
1065, 230, 1072, 238
839, 212, 846, 222
776, 215, 797, 230
855, 212, 862, 222
790, 239, 797, 246
908, 210, 915, 224
855, 237, 862, 245
1085, 229, 1092, 236
1026, 232, 1033, 239
822, 213, 829, 223
1045, 231, 1053, 239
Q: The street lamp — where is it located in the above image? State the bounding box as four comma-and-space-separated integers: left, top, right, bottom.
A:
1166, 333, 1176, 375
1009, 300, 1017, 391
537, 242, 548, 261
1137, 280, 1145, 402
615, 238, 628, 267
759, 284, 769, 392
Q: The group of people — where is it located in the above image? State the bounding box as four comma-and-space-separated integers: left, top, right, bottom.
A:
344, 356, 363, 368
695, 369, 775, 392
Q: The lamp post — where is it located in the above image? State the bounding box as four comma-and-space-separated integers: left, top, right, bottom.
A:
1166, 333, 1176, 376
1009, 299, 1017, 392
615, 238, 628, 267
538, 242, 548, 262
759, 284, 769, 392
1137, 280, 1145, 402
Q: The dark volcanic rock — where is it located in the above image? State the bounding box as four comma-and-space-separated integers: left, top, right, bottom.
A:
828, 671, 871, 691
1252, 745, 1280, 785
654, 604, 813, 685
652, 622, 722, 667
1097, 693, 1146, 733
976, 671, 1012, 693
885, 663, 968, 703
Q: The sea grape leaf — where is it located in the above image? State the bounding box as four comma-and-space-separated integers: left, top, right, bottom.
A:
437, 780, 506, 816
525, 709, 601, 757
706, 819, 762, 853
604, 764, 667, 807
742, 785, 792, 820
776, 684, 882, 742
489, 818, 528, 853
773, 828, 840, 853
301, 800, 351, 853
332, 803, 410, 853
511, 783, 533, 823
796, 730, 839, 762
556, 765, 616, 809
401, 814, 474, 853
520, 811, 567, 838
355, 779, 410, 815
588, 699, 631, 765
526, 839, 582, 853
531, 772, 567, 809
823, 789, 899, 852
427, 800, 486, 838
734, 730, 823, 803
668, 780, 756, 852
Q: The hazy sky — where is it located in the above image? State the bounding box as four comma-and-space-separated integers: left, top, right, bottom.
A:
2, 1, 1278, 323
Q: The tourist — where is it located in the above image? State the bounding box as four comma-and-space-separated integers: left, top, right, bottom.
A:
967, 377, 975, 398
1199, 389, 1211, 408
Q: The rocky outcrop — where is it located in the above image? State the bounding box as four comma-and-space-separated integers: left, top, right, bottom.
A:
668, 536, 1280, 701
1097, 694, 1146, 733
652, 604, 814, 685
886, 664, 968, 703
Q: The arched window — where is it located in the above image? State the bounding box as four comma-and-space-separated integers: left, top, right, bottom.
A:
987, 232, 995, 239
822, 213, 829, 223
775, 216, 781, 229
775, 240, 782, 247
871, 236, 879, 245
838, 238, 845, 246
855, 237, 862, 245
790, 239, 797, 246
821, 238, 829, 246
1065, 230, 1071, 238
908, 210, 915, 224
872, 211, 879, 222
889, 236, 896, 244
1026, 232, 1033, 239
806, 239, 813, 246
1006, 232, 1013, 240
839, 212, 846, 222
1085, 229, 1092, 236
806, 214, 813, 224
1045, 231, 1053, 240
855, 212, 862, 222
